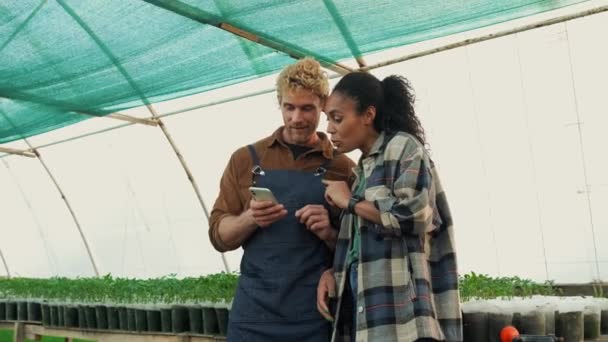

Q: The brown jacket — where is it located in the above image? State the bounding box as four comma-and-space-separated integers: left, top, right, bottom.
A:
209, 127, 355, 252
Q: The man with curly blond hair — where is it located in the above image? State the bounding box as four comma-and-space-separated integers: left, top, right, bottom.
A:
209, 58, 354, 341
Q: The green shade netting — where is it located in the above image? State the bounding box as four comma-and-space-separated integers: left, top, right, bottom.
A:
0, 0, 589, 144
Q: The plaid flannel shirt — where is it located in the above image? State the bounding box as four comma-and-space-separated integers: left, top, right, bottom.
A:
331, 132, 462, 342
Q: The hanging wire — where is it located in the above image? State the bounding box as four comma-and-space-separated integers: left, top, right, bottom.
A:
463, 45, 502, 276
162, 194, 182, 275
513, 32, 550, 281
125, 179, 149, 277
1, 158, 59, 275
119, 211, 129, 276
564, 21, 602, 281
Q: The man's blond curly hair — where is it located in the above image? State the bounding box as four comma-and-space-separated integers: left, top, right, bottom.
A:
276, 57, 329, 103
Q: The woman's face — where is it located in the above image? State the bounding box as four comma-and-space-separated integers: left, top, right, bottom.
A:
324, 92, 374, 154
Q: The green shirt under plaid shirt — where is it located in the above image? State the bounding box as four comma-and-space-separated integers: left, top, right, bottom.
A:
346, 167, 366, 267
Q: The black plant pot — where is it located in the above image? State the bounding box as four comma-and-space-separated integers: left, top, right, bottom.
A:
118, 306, 128, 331
583, 307, 600, 340
171, 306, 189, 333
203, 306, 219, 335
77, 305, 87, 329
84, 305, 97, 329
487, 312, 512, 342
49, 305, 59, 326
27, 302, 41, 322
601, 309, 608, 334
188, 306, 203, 334
64, 305, 79, 328
135, 309, 148, 332
147, 309, 161, 332
127, 307, 136, 331
41, 304, 51, 326
57, 305, 65, 327
5, 302, 16, 320
519, 311, 545, 334
215, 305, 230, 336
160, 308, 172, 333
95, 305, 108, 329
558, 311, 583, 342
463, 311, 488, 342
107, 306, 119, 330
16, 301, 27, 321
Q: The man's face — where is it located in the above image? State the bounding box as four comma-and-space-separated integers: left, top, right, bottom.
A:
279, 88, 323, 146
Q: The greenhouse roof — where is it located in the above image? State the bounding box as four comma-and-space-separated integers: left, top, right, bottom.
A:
0, 0, 590, 144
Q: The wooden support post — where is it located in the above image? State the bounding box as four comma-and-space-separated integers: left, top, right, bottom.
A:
0, 146, 36, 158
13, 322, 25, 342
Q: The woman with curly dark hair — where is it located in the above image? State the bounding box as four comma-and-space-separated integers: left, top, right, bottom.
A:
317, 72, 462, 341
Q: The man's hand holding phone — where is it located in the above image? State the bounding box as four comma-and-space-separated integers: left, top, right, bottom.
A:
248, 187, 287, 227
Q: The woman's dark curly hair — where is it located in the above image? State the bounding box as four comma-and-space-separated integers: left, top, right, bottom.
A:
332, 72, 426, 145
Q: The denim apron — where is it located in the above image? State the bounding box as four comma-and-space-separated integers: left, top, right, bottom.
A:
227, 145, 332, 341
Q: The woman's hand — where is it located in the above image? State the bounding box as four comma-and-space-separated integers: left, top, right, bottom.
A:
317, 268, 336, 322
295, 205, 336, 243
322, 180, 351, 209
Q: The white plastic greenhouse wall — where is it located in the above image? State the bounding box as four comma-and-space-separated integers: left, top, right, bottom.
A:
1, 3, 607, 284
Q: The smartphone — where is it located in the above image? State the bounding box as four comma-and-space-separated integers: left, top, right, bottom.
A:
249, 186, 279, 204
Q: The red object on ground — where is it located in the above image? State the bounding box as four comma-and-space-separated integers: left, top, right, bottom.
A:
501, 326, 520, 342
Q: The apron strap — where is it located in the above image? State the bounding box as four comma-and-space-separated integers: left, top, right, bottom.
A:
247, 145, 265, 184
247, 145, 260, 166
314, 156, 334, 176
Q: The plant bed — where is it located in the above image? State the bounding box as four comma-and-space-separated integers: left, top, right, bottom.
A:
0, 272, 240, 337
463, 295, 608, 341
0, 273, 238, 307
